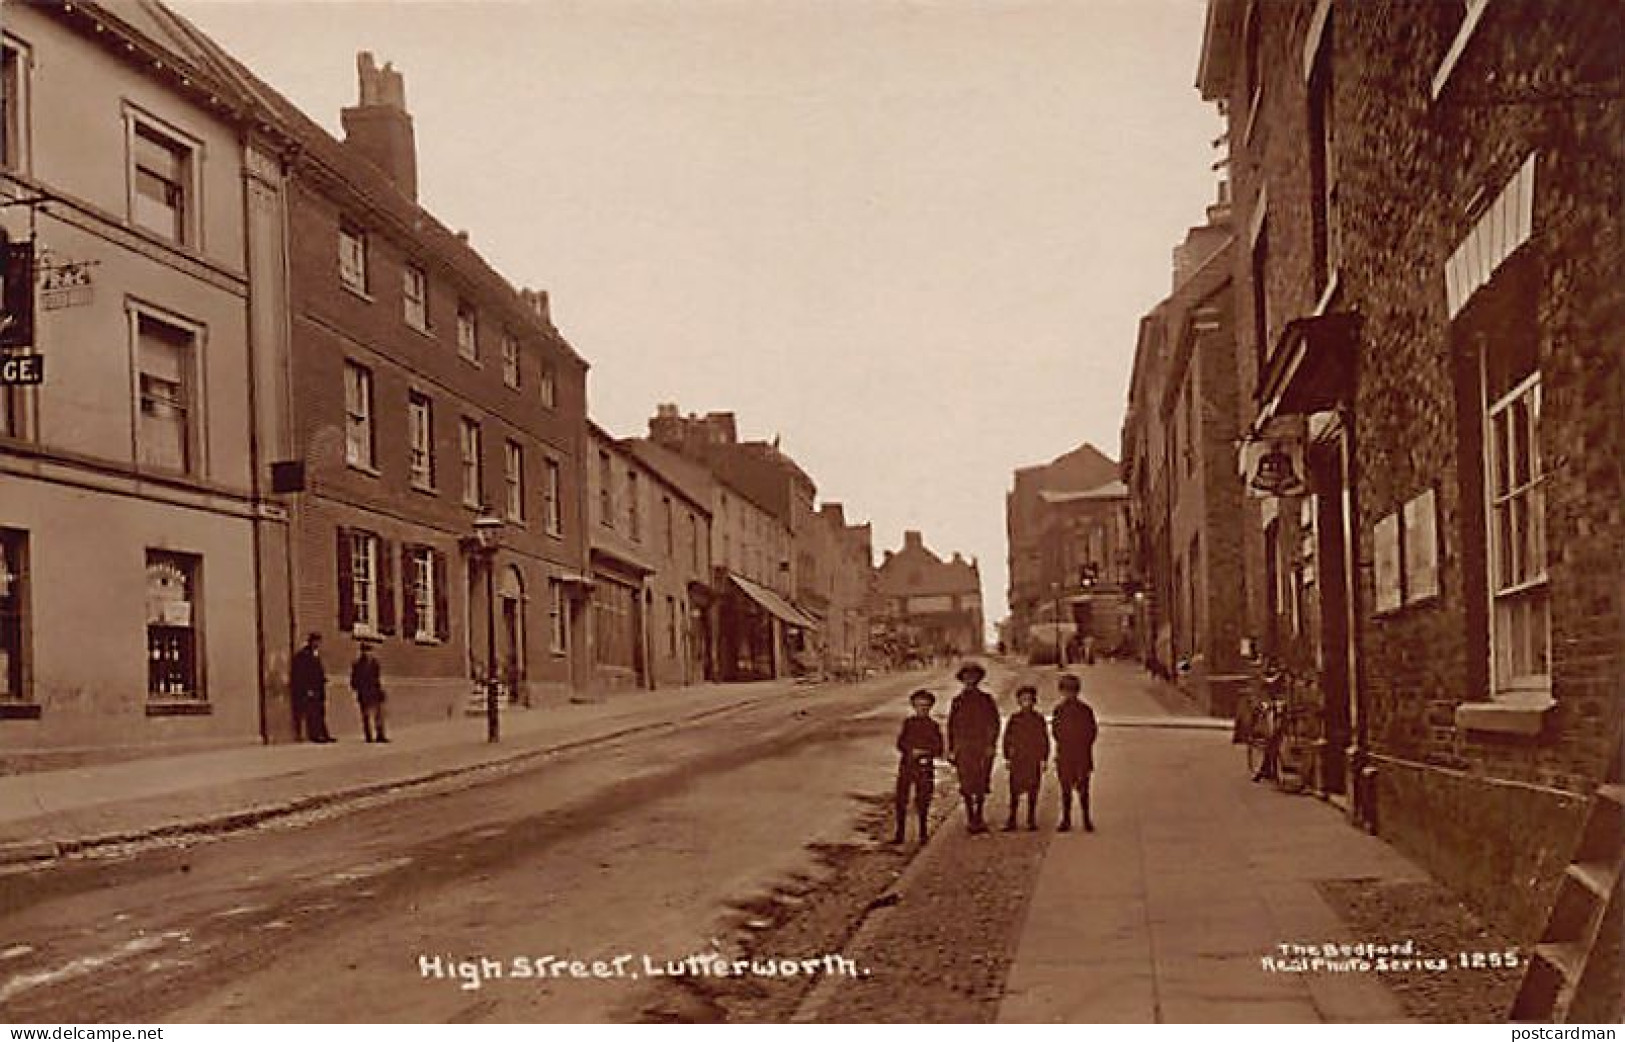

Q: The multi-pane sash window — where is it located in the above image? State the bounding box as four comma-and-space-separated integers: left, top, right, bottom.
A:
540, 364, 558, 409
599, 451, 613, 527
663, 497, 675, 557
1488, 375, 1547, 689
408, 392, 434, 489
131, 122, 191, 243
350, 530, 379, 634
457, 302, 478, 361
544, 458, 563, 536
549, 579, 567, 653
505, 440, 524, 522
403, 263, 429, 330
410, 546, 436, 641
343, 361, 375, 469
137, 313, 195, 473
689, 514, 700, 571
338, 223, 369, 294
146, 551, 202, 699
2, 40, 26, 173
501, 333, 520, 388
460, 418, 483, 507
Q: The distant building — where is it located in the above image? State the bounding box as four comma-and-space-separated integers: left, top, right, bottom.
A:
1005, 443, 1123, 657
816, 503, 876, 678
1121, 200, 1248, 713
875, 531, 984, 661
646, 404, 831, 678
586, 423, 711, 692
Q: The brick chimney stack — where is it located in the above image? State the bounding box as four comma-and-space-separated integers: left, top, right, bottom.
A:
341, 52, 418, 201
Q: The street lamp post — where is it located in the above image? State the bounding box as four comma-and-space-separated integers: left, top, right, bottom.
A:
471, 509, 505, 743
1052, 581, 1066, 670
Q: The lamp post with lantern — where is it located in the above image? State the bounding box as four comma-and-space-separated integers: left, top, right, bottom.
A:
466, 508, 505, 743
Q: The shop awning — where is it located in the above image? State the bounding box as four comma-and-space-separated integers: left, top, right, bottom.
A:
729, 573, 820, 631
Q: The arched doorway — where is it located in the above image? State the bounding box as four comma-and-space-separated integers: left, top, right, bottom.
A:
499, 565, 526, 705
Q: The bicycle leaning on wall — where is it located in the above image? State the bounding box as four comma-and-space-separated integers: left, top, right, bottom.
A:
1240, 660, 1320, 794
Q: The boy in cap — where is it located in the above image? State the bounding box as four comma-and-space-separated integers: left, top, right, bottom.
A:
948, 660, 1001, 833
1051, 672, 1099, 832
891, 689, 945, 844
1002, 684, 1050, 831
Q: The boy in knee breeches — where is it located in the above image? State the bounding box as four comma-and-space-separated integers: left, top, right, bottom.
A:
892, 689, 945, 844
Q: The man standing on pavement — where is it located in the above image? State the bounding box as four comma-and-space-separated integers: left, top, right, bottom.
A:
291, 632, 334, 743
1051, 673, 1098, 832
351, 640, 389, 743
948, 660, 1000, 834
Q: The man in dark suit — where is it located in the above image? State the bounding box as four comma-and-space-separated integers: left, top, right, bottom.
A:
1052, 673, 1099, 831
291, 633, 334, 742
351, 640, 388, 743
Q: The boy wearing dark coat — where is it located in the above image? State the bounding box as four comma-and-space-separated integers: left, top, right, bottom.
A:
892, 689, 945, 844
1002, 685, 1050, 831
948, 660, 1001, 834
1051, 672, 1099, 832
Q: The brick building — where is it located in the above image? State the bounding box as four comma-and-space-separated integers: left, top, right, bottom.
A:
257, 51, 592, 733
816, 502, 876, 678
876, 531, 984, 661
586, 422, 711, 692
647, 405, 829, 677
1005, 441, 1120, 655
1030, 481, 1134, 665
0, 1, 292, 767
1198, 0, 1624, 996
1122, 203, 1251, 713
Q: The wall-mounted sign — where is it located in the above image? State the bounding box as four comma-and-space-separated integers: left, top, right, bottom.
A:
1403, 488, 1440, 604
1374, 512, 1402, 615
0, 351, 43, 386
40, 256, 95, 310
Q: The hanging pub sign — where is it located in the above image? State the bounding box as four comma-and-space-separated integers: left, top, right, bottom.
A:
1240, 414, 1308, 498
0, 240, 35, 349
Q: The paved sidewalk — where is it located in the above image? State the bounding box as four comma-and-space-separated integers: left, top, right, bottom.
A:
997, 725, 1426, 1023
0, 672, 926, 865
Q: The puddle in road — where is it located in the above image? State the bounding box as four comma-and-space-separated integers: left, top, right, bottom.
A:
0, 929, 189, 1005
324, 855, 414, 885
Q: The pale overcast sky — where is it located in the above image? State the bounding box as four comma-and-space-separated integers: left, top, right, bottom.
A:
173, 0, 1223, 637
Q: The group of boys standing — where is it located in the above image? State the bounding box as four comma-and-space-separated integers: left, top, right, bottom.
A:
891, 660, 1097, 844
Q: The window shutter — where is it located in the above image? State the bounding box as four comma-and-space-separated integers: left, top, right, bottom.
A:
401, 543, 419, 640
433, 550, 451, 642
378, 535, 397, 636
336, 527, 354, 631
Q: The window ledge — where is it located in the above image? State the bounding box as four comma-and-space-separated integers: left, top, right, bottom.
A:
146, 700, 212, 717
347, 461, 383, 478
458, 353, 482, 368
410, 480, 437, 496
1455, 692, 1554, 736
412, 636, 443, 647
340, 282, 375, 304
406, 321, 434, 339
0, 702, 42, 720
